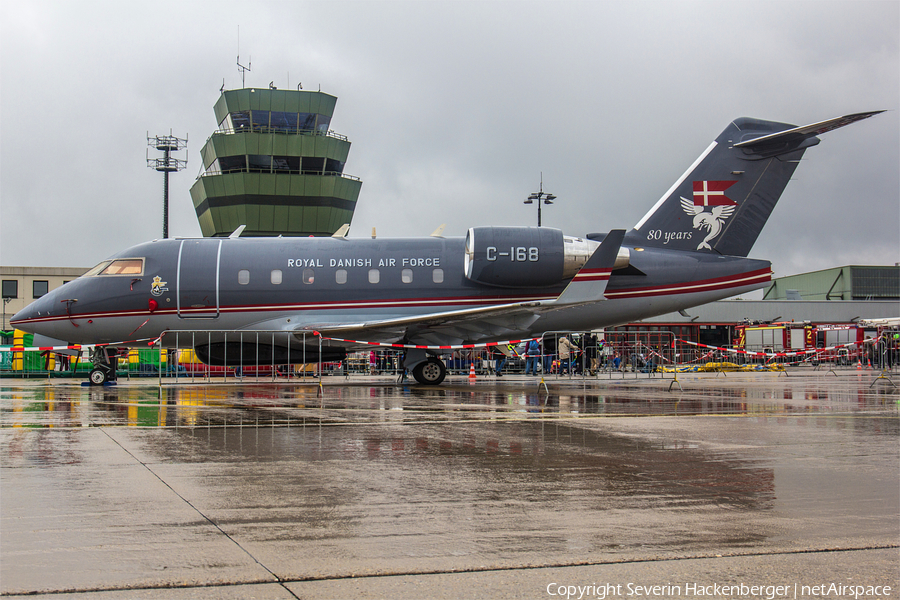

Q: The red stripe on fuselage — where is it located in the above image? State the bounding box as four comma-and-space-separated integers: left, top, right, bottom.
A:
11, 269, 770, 325
604, 268, 771, 299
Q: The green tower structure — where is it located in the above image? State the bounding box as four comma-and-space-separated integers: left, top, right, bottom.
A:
190, 87, 361, 237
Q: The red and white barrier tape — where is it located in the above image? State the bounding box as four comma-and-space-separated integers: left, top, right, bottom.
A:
4, 337, 159, 353
676, 338, 874, 358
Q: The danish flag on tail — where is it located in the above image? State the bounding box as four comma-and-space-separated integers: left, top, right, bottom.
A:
693, 180, 737, 207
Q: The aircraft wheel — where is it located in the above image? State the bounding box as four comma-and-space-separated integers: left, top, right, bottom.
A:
412, 358, 446, 385
89, 368, 108, 385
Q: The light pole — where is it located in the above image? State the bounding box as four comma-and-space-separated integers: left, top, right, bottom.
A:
524, 177, 556, 227
147, 131, 188, 239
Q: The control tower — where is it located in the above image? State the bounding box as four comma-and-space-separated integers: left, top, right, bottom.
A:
190, 87, 361, 237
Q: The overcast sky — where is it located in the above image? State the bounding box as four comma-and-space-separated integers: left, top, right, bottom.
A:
1, 0, 898, 283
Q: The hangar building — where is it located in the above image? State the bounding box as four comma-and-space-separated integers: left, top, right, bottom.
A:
762, 265, 899, 301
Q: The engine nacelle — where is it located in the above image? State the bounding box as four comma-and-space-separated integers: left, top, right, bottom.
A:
465, 227, 632, 288
464, 227, 567, 287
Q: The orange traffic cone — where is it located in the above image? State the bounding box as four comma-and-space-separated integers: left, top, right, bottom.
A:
867, 356, 873, 369
469, 363, 477, 379
857, 357, 862, 370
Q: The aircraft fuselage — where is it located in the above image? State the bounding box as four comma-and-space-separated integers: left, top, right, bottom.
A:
12, 234, 770, 346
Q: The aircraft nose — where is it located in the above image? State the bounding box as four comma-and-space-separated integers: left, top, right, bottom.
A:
9, 304, 36, 327
9, 290, 62, 333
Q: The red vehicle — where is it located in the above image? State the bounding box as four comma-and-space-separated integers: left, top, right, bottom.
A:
735, 322, 872, 365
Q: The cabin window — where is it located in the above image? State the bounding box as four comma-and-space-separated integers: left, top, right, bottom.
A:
432, 268, 444, 284
271, 270, 283, 285
33, 280, 49, 298
98, 259, 144, 276
238, 270, 250, 285
303, 269, 315, 284
401, 269, 413, 284
368, 269, 380, 284
335, 269, 347, 284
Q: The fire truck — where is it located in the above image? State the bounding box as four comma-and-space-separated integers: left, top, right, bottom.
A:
735, 322, 873, 365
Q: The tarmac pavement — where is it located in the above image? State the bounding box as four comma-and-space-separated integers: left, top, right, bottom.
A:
1, 369, 898, 598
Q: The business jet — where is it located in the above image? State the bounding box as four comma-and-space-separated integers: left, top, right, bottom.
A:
11, 111, 883, 385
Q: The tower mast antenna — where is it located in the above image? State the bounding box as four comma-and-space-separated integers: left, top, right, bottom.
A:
237, 26, 251, 87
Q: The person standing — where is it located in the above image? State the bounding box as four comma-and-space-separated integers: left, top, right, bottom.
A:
525, 339, 541, 375
558, 335, 576, 375
490, 346, 507, 376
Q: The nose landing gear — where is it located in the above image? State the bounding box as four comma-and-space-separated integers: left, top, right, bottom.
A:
87, 347, 122, 385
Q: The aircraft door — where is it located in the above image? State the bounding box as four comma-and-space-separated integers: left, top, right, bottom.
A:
177, 239, 221, 318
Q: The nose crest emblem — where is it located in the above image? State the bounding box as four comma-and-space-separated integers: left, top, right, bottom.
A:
150, 276, 169, 297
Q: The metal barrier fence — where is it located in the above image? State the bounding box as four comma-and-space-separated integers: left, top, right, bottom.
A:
155, 330, 324, 385
2, 327, 897, 382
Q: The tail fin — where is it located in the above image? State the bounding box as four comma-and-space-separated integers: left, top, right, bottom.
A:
626, 111, 883, 257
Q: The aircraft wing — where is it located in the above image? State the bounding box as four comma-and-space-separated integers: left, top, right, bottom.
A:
307, 230, 626, 348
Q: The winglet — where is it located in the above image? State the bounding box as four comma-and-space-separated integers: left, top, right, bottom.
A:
555, 230, 625, 305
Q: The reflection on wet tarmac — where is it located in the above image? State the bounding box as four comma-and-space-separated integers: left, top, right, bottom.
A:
2, 375, 897, 430
1, 374, 898, 595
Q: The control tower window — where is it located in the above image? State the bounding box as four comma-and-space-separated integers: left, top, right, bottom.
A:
273, 156, 300, 173
316, 115, 331, 133
217, 156, 246, 173
251, 110, 270, 132
325, 159, 345, 174
302, 157, 324, 175
229, 111, 250, 131
270, 112, 298, 133
299, 113, 316, 131
248, 155, 272, 173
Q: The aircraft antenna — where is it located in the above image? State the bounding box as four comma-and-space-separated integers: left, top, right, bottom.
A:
146, 130, 188, 239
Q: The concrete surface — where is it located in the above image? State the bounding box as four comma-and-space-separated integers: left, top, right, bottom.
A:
1, 370, 898, 598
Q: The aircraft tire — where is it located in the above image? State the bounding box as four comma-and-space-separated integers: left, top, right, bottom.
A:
412, 358, 446, 385
89, 368, 108, 385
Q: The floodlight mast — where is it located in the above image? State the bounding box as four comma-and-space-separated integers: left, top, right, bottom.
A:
523, 174, 556, 227
146, 131, 187, 239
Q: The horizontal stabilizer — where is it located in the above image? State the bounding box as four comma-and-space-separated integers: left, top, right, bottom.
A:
555, 229, 625, 305
734, 111, 884, 149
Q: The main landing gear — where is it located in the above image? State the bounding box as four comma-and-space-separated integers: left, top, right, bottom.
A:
412, 357, 447, 386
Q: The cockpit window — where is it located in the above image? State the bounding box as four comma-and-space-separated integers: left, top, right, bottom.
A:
93, 259, 144, 276
83, 261, 113, 277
